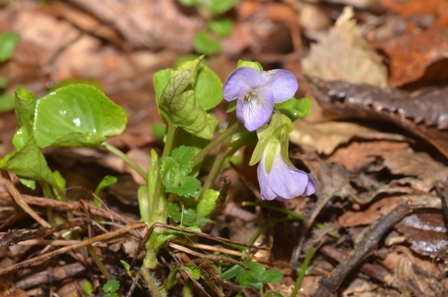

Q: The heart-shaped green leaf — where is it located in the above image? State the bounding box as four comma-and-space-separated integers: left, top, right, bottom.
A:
34, 84, 127, 148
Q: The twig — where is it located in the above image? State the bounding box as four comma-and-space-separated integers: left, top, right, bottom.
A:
0, 222, 146, 275
0, 192, 136, 224
1, 170, 51, 228
313, 195, 442, 297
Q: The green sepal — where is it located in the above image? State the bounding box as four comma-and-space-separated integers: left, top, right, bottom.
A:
226, 100, 236, 113
249, 113, 292, 168
236, 60, 263, 71
275, 97, 311, 122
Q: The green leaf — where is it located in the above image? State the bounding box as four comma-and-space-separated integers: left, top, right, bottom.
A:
83, 281, 93, 295
120, 260, 131, 274
0, 31, 20, 62
275, 97, 311, 122
153, 69, 171, 108
236, 60, 263, 71
102, 279, 120, 293
14, 87, 36, 128
95, 175, 117, 196
0, 138, 57, 188
196, 189, 219, 218
160, 146, 201, 197
52, 170, 66, 200
234, 261, 267, 290
159, 69, 218, 139
161, 171, 200, 198
12, 126, 32, 150
243, 260, 265, 276
221, 264, 244, 280
34, 84, 127, 148
168, 202, 196, 225
18, 178, 36, 190
207, 19, 233, 37
0, 92, 15, 112
237, 271, 263, 290
261, 269, 284, 284
207, 0, 240, 14
151, 124, 166, 144
177, 0, 198, 6
193, 30, 221, 55
47, 78, 102, 93
184, 264, 201, 280
168, 202, 213, 226
195, 65, 223, 111
0, 76, 7, 88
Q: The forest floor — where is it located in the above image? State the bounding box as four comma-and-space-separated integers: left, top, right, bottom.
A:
0, 0, 448, 296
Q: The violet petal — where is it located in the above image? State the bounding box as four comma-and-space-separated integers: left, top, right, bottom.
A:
223, 67, 261, 102
259, 70, 298, 103
257, 161, 278, 200
269, 157, 308, 199
236, 88, 274, 131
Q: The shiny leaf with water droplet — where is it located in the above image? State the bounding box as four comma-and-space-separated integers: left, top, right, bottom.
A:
34, 84, 127, 148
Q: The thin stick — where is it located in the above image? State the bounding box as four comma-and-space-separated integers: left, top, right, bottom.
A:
1, 169, 51, 228
0, 222, 146, 275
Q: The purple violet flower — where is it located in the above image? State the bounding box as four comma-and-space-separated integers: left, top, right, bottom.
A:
257, 144, 315, 201
223, 67, 298, 131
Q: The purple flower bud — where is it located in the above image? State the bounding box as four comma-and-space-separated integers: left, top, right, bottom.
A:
257, 144, 315, 201
223, 67, 298, 131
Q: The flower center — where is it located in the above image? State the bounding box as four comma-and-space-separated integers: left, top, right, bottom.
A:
244, 92, 255, 103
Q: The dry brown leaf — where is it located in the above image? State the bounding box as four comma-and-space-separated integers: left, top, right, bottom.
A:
302, 6, 388, 87
328, 141, 409, 171
290, 119, 371, 155
338, 197, 401, 227
378, 0, 448, 29
380, 151, 448, 191
395, 212, 448, 261
373, 28, 448, 87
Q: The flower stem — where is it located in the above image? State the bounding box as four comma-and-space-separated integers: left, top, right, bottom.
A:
197, 118, 240, 202
193, 121, 243, 167
291, 248, 315, 297
150, 123, 177, 227
102, 142, 147, 181
162, 123, 177, 158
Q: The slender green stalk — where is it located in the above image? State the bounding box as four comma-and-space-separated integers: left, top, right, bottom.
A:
141, 267, 166, 297
150, 124, 177, 227
87, 244, 111, 280
197, 120, 238, 202
162, 123, 177, 158
102, 142, 147, 181
193, 121, 242, 166
291, 248, 315, 297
